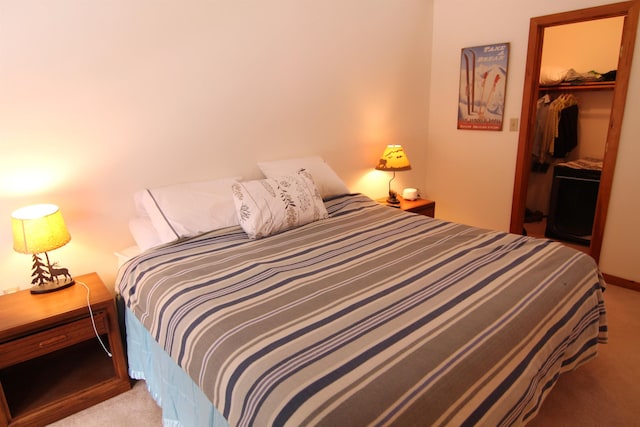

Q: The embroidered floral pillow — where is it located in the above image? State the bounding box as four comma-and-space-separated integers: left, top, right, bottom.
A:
231, 170, 328, 239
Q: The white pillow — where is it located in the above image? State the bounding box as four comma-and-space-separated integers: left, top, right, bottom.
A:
257, 156, 349, 199
540, 67, 569, 86
114, 245, 143, 269
128, 217, 163, 251
135, 177, 240, 243
231, 170, 328, 239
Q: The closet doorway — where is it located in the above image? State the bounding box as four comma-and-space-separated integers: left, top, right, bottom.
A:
510, 1, 639, 263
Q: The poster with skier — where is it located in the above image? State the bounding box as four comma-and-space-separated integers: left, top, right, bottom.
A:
457, 43, 509, 130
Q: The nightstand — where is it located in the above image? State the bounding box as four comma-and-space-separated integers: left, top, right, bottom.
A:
0, 272, 130, 426
376, 196, 436, 217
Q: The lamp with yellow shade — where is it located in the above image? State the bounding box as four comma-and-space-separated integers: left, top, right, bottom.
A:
11, 204, 75, 294
375, 144, 412, 205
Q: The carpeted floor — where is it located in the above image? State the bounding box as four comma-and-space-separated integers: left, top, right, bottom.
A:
49, 284, 640, 426
48, 379, 161, 427
528, 283, 640, 427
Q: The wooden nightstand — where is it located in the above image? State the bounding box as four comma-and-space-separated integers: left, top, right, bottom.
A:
376, 196, 436, 217
0, 272, 130, 426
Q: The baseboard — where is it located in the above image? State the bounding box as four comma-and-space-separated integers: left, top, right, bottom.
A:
602, 273, 640, 292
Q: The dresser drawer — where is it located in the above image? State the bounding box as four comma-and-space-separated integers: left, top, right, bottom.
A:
0, 312, 109, 369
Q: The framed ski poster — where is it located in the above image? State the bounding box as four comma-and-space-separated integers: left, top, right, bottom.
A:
457, 43, 509, 130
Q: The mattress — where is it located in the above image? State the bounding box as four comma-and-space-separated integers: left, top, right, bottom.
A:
117, 194, 607, 426
124, 307, 227, 426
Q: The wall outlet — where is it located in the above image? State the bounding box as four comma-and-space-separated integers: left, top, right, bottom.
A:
509, 118, 519, 132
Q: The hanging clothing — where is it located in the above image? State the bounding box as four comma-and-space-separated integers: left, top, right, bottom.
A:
531, 93, 578, 170
553, 103, 578, 158
532, 94, 550, 162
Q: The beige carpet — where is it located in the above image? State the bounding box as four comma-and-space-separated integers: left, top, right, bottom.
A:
529, 283, 640, 427
50, 284, 639, 426
47, 379, 161, 427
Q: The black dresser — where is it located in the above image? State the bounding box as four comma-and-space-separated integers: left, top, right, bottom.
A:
545, 161, 601, 246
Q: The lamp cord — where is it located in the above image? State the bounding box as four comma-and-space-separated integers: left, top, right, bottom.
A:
77, 281, 113, 358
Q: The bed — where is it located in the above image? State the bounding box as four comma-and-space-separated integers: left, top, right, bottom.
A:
117, 185, 607, 426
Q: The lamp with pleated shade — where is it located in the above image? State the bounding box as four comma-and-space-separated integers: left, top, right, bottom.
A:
11, 204, 75, 294
375, 145, 412, 205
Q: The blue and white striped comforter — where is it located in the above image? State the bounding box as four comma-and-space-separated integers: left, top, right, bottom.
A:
117, 194, 607, 426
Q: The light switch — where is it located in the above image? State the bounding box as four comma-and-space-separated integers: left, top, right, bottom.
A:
509, 118, 519, 132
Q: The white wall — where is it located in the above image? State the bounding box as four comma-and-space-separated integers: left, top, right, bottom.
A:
427, 0, 640, 282
600, 36, 640, 283
0, 0, 433, 290
2, 0, 638, 291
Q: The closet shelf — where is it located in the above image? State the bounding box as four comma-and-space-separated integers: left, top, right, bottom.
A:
539, 81, 615, 92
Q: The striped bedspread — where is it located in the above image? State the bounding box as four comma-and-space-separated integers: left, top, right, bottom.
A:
117, 194, 607, 426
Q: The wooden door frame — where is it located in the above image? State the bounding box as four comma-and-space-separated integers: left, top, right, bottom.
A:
510, 1, 639, 263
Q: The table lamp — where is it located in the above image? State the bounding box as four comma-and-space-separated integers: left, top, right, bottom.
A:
375, 144, 412, 205
11, 204, 75, 294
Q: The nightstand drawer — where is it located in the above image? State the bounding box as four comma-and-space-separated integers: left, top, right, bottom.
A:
410, 205, 435, 217
0, 312, 109, 369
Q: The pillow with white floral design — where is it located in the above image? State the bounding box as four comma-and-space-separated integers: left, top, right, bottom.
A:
231, 169, 328, 239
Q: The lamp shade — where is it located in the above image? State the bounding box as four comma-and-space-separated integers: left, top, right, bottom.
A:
375, 145, 412, 171
11, 204, 71, 254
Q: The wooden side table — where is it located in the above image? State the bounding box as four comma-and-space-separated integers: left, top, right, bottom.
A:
376, 196, 436, 218
0, 272, 130, 426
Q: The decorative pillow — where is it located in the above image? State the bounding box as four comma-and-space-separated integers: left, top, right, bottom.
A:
231, 170, 328, 239
135, 177, 240, 243
257, 156, 350, 199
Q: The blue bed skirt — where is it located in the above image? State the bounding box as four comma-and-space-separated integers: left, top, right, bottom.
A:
125, 308, 230, 427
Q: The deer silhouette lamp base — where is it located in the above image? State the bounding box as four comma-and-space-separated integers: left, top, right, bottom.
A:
30, 276, 75, 294
29, 252, 75, 294
10, 204, 75, 294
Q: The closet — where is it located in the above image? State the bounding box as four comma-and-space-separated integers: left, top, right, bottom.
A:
523, 17, 624, 248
